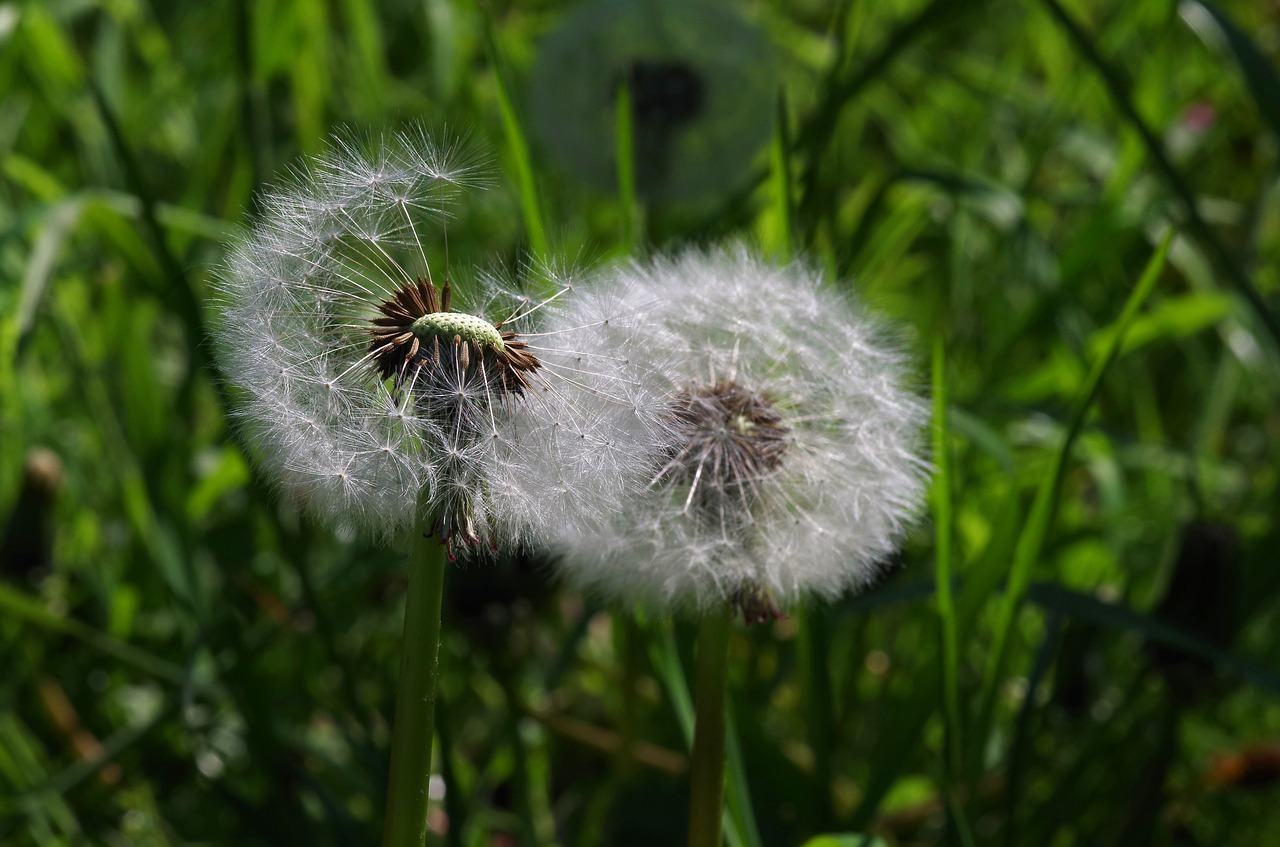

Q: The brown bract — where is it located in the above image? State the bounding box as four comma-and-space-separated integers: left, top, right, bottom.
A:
366, 276, 544, 554
368, 277, 542, 398
659, 381, 789, 494
658, 381, 791, 624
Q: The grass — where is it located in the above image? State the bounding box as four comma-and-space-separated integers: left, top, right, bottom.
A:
3, 0, 1280, 845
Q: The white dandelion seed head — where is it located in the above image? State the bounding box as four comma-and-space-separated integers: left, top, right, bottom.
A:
211, 128, 665, 554
547, 245, 931, 618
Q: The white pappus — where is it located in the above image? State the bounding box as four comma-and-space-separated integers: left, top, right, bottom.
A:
211, 128, 665, 556
544, 245, 931, 619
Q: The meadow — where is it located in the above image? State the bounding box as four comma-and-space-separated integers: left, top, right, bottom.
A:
2, 0, 1280, 844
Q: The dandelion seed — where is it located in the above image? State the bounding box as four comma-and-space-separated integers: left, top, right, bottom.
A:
547, 245, 931, 620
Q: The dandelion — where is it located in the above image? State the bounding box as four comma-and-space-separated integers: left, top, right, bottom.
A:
210, 128, 661, 847
550, 244, 930, 620
212, 128, 656, 555
541, 245, 929, 847
528, 0, 775, 202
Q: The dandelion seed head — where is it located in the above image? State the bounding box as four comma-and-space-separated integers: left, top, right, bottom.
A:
212, 128, 662, 553
547, 245, 930, 618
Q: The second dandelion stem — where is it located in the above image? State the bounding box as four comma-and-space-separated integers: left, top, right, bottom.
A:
383, 519, 449, 847
687, 609, 732, 847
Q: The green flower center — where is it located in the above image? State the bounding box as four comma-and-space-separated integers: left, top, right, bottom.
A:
411, 311, 505, 350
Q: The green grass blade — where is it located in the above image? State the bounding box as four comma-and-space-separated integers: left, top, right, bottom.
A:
770, 87, 796, 262
724, 703, 764, 847
480, 10, 548, 264
87, 81, 208, 374
1002, 614, 1062, 847
1027, 582, 1280, 695
0, 714, 82, 833
650, 626, 695, 743
14, 198, 81, 354
0, 583, 185, 684
796, 0, 977, 218
975, 230, 1173, 761
932, 339, 964, 779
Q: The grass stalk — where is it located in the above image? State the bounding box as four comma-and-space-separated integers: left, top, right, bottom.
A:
770, 87, 796, 261
480, 9, 549, 264
687, 610, 732, 847
932, 338, 963, 780
974, 231, 1173, 764
382, 517, 449, 847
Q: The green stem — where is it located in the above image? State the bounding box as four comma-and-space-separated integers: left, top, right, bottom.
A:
383, 520, 449, 847
796, 607, 834, 827
687, 610, 732, 847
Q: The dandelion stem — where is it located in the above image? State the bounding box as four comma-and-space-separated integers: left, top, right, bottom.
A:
687, 609, 732, 847
383, 516, 448, 847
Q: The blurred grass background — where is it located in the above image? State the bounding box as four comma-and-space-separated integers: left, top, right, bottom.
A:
3, 0, 1280, 844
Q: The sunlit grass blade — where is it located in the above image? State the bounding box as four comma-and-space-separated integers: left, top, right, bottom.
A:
770, 86, 796, 261
0, 714, 83, 833
651, 627, 695, 742
14, 198, 81, 355
1002, 613, 1062, 847
480, 9, 549, 265
931, 339, 964, 781
974, 230, 1174, 762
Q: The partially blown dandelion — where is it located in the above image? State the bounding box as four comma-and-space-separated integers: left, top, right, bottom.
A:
548, 245, 930, 619
212, 129, 659, 555
212, 128, 665, 847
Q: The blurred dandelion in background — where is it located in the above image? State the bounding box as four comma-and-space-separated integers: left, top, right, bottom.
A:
528, 0, 775, 202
